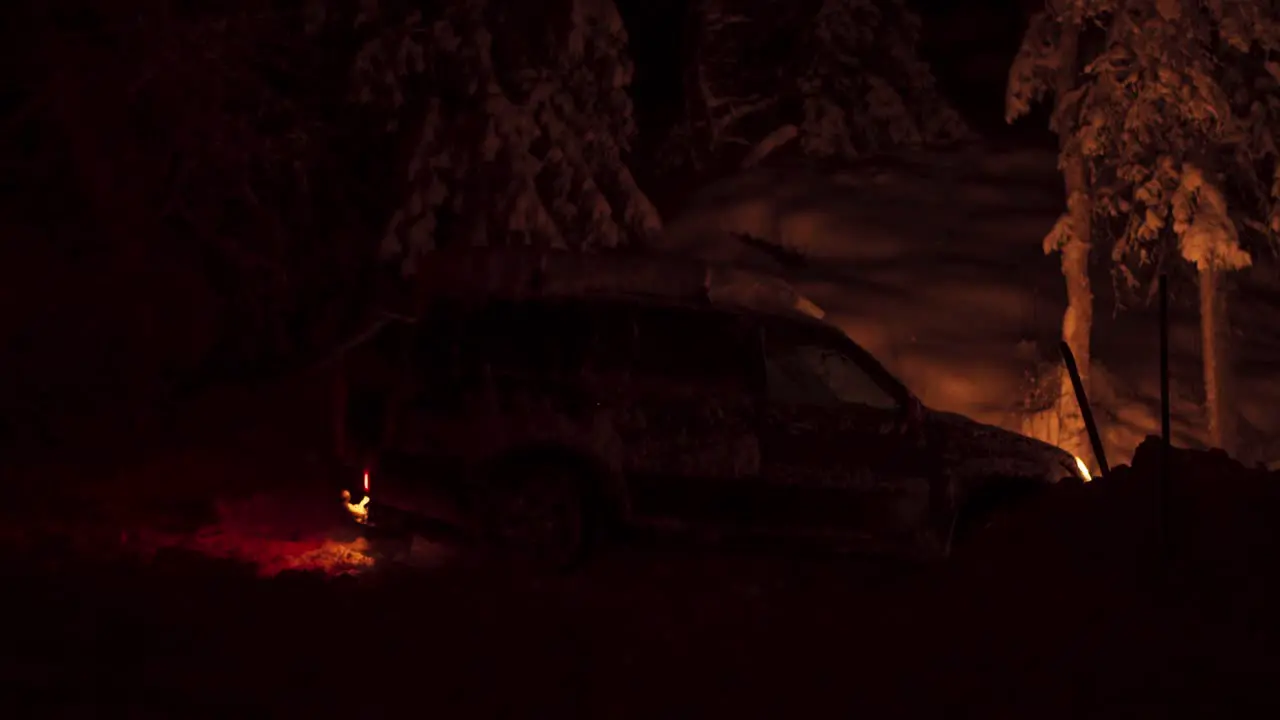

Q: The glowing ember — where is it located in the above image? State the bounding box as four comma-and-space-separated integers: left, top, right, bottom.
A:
187, 531, 376, 577
268, 537, 375, 576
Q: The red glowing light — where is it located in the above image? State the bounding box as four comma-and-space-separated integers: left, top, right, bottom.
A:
363, 470, 370, 493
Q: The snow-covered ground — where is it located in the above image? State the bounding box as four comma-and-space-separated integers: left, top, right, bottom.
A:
657, 145, 1280, 468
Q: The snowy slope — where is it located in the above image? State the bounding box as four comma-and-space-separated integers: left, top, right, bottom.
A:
656, 145, 1280, 467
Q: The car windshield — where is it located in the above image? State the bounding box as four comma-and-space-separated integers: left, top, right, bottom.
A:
766, 343, 901, 411
832, 335, 912, 406
761, 318, 915, 412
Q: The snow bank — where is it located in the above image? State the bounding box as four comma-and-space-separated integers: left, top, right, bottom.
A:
658, 147, 1063, 421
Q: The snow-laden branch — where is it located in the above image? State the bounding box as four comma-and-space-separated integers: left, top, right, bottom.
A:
676, 0, 967, 169
369, 0, 661, 267
739, 124, 799, 169
711, 97, 779, 135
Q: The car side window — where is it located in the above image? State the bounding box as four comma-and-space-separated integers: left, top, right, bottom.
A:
764, 328, 898, 411
414, 299, 597, 378
627, 306, 757, 385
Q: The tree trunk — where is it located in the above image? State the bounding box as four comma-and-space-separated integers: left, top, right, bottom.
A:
1055, 159, 1093, 463
1052, 12, 1094, 464
1199, 263, 1235, 456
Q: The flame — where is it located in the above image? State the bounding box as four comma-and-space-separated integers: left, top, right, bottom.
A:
341, 489, 371, 524
1073, 454, 1093, 483
363, 470, 370, 493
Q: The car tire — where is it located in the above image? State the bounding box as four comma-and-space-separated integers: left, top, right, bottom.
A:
479, 461, 590, 572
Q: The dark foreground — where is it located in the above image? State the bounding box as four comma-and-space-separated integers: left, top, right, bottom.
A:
3, 381, 1279, 718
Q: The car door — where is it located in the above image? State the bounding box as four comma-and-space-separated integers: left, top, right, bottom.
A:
757, 318, 932, 547
606, 304, 766, 526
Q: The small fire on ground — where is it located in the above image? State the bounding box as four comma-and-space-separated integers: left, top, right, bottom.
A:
135, 492, 377, 577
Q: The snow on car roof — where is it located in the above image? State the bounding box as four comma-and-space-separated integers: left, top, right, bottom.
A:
410, 247, 827, 322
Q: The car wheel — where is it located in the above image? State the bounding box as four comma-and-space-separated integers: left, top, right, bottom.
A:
481, 463, 589, 571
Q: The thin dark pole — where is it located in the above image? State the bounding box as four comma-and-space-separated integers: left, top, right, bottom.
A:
1158, 273, 1171, 557
1159, 275, 1171, 450
1059, 341, 1110, 477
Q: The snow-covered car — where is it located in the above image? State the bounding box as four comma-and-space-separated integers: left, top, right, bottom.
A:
334, 249, 1090, 567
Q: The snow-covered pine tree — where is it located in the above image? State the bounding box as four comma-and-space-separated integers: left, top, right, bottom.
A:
356, 0, 662, 276
1011, 0, 1280, 458
1007, 0, 1095, 466
668, 0, 968, 175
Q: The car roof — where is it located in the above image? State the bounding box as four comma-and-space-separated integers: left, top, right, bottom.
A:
405, 247, 828, 323
389, 248, 914, 402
